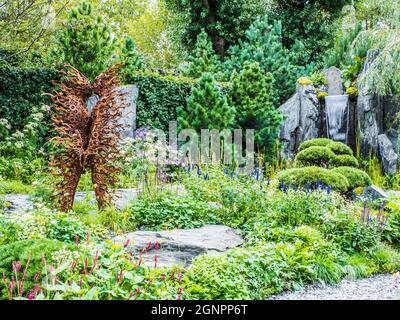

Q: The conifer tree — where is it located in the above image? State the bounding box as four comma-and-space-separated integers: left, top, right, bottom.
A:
53, 2, 116, 81
118, 37, 144, 80
177, 73, 234, 131
225, 16, 307, 106
229, 62, 282, 155
181, 30, 221, 79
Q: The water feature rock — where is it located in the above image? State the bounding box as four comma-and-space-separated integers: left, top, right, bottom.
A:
112, 225, 244, 268
356, 50, 400, 174
357, 50, 382, 157
325, 95, 349, 143
279, 83, 320, 157
323, 67, 344, 95
87, 85, 138, 139
378, 134, 398, 175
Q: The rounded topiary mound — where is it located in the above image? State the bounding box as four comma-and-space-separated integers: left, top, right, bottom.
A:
298, 138, 333, 152
330, 167, 372, 191
277, 166, 349, 193
330, 154, 359, 168
326, 142, 353, 156
295, 146, 336, 168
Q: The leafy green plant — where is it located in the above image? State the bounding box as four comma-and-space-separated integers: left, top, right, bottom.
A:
244, 190, 345, 238
320, 211, 382, 254
127, 191, 219, 230
383, 198, 400, 245
98, 206, 136, 235
0, 178, 34, 194
310, 72, 328, 86
46, 215, 88, 243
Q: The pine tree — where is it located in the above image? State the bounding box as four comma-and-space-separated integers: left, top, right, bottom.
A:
181, 30, 221, 79
229, 62, 282, 155
118, 37, 144, 80
225, 16, 307, 106
177, 73, 234, 131
53, 2, 116, 81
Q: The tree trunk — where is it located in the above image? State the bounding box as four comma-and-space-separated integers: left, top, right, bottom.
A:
201, 0, 226, 59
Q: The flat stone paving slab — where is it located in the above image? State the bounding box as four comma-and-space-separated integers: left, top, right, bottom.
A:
112, 224, 244, 268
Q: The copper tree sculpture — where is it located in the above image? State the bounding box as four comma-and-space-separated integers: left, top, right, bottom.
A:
46, 64, 127, 212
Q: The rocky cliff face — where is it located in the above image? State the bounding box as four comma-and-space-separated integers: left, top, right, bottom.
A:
279, 83, 320, 158
357, 50, 399, 174
278, 53, 400, 174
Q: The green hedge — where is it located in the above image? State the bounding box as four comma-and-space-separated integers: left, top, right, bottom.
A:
0, 67, 58, 134
127, 72, 231, 132
1, 68, 229, 141
127, 72, 195, 132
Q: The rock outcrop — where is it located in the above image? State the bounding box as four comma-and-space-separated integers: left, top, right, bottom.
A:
378, 134, 398, 175
112, 225, 243, 268
279, 83, 320, 158
323, 66, 344, 95
356, 50, 399, 173
279, 50, 399, 174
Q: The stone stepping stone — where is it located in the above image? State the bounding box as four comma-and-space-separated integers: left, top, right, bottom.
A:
112, 224, 244, 268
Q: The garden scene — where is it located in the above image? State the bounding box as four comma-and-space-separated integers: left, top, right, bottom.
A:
1, 0, 400, 301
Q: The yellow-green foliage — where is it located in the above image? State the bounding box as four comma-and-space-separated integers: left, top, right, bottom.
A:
297, 76, 312, 85
295, 146, 336, 168
317, 91, 329, 100
277, 166, 349, 192
331, 166, 372, 191
346, 86, 358, 96
330, 154, 359, 168
326, 141, 354, 156
299, 138, 333, 151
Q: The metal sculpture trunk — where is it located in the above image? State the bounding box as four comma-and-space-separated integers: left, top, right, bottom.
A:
46, 65, 127, 212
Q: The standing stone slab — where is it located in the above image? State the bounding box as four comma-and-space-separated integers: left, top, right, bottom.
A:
378, 134, 398, 175
357, 50, 381, 157
279, 83, 320, 158
86, 85, 138, 139
323, 66, 344, 96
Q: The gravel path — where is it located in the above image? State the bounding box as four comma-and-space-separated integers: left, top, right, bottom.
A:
268, 274, 399, 300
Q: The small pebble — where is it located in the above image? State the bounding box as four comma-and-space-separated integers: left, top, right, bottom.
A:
268, 274, 399, 300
